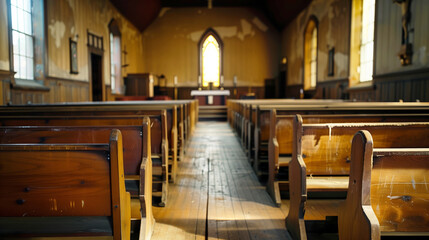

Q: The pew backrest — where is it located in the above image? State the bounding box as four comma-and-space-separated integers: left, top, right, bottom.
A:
294, 115, 429, 176
339, 130, 429, 239
0, 129, 130, 239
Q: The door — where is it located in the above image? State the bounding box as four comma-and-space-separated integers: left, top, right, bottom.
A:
91, 53, 103, 101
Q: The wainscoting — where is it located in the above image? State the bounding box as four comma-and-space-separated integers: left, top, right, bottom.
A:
1, 74, 90, 105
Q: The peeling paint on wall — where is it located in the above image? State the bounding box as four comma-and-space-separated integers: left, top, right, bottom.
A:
0, 60, 8, 71
188, 30, 205, 42
252, 17, 268, 32
214, 26, 238, 39
334, 52, 348, 76
283, 0, 351, 85
66, 0, 75, 13
143, 7, 280, 87
418, 46, 427, 66
49, 21, 66, 48
241, 19, 252, 36
159, 8, 171, 17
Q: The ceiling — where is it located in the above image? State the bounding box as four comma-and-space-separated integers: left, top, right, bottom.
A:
109, 0, 311, 32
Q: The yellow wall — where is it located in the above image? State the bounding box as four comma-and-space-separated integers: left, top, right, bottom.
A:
0, 0, 9, 71
46, 0, 144, 84
375, 0, 429, 75
142, 7, 280, 87
281, 0, 351, 86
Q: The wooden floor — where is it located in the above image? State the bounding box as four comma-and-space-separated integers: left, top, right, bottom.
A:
151, 122, 341, 240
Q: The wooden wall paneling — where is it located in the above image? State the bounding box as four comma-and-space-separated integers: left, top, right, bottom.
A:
315, 78, 348, 99
285, 84, 304, 99
374, 69, 429, 102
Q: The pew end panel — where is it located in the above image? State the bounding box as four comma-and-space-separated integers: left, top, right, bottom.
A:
338, 130, 380, 240
139, 117, 155, 240
287, 115, 429, 240
285, 114, 308, 240
340, 131, 429, 239
0, 118, 155, 239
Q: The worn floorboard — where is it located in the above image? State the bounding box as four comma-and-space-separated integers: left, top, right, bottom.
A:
152, 121, 339, 240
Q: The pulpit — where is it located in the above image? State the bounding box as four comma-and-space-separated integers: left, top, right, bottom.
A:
190, 90, 230, 106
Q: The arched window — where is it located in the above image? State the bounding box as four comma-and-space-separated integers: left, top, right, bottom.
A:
199, 29, 222, 88
304, 17, 318, 90
109, 19, 122, 94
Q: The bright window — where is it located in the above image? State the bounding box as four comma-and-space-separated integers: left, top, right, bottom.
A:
110, 32, 121, 93
11, 0, 34, 80
304, 17, 318, 90
202, 35, 220, 87
310, 28, 318, 88
359, 0, 375, 82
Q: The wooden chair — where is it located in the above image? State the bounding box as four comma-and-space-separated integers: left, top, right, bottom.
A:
286, 115, 429, 240
0, 130, 131, 239
338, 130, 429, 239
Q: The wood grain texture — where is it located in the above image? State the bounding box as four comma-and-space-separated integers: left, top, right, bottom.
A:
371, 150, 429, 233
151, 122, 291, 240
0, 146, 112, 217
0, 112, 169, 207
0, 130, 130, 239
288, 116, 429, 239
285, 115, 307, 240
340, 131, 429, 239
268, 113, 429, 207
338, 130, 380, 240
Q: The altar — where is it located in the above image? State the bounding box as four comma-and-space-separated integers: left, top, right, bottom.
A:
190, 90, 230, 106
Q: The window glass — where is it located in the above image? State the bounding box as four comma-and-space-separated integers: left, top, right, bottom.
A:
11, 0, 34, 80
202, 35, 220, 87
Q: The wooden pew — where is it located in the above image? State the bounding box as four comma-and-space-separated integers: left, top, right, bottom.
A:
252, 102, 429, 178
338, 130, 429, 239
0, 129, 131, 239
268, 111, 429, 206
0, 122, 154, 239
0, 113, 170, 207
227, 99, 343, 157
1, 102, 180, 181
285, 116, 429, 240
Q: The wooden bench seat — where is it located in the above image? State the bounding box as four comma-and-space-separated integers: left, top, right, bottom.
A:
0, 113, 170, 207
253, 102, 429, 178
338, 131, 429, 239
0, 121, 154, 239
268, 109, 429, 207
0, 130, 131, 239
285, 116, 429, 240
0, 101, 184, 183
306, 176, 349, 191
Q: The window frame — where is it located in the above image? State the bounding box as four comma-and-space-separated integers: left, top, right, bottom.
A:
349, 0, 377, 87
359, 0, 376, 83
303, 16, 318, 90
198, 28, 223, 89
8, 0, 36, 82
108, 19, 122, 95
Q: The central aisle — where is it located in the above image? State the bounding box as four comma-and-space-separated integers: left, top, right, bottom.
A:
151, 122, 292, 240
